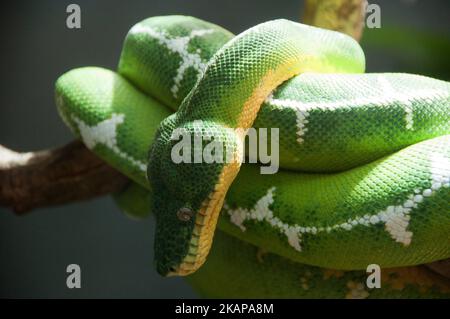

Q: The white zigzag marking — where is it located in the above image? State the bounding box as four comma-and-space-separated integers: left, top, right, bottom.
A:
265, 85, 444, 144
129, 25, 214, 98
225, 154, 450, 251
224, 187, 303, 252
377, 75, 413, 130
72, 113, 147, 172
383, 154, 450, 245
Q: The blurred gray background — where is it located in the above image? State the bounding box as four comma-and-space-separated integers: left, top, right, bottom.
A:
0, 0, 449, 298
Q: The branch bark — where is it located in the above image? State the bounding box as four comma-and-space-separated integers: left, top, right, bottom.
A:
0, 141, 129, 214
425, 259, 450, 280
303, 0, 367, 41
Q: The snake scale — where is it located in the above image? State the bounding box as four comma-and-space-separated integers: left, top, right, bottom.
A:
55, 16, 450, 298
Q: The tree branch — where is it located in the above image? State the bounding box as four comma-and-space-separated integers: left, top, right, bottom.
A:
425, 259, 450, 280
0, 141, 129, 214
303, 0, 367, 41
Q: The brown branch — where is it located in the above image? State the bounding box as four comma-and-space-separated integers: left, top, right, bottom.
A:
0, 141, 129, 214
425, 259, 450, 280
303, 0, 367, 41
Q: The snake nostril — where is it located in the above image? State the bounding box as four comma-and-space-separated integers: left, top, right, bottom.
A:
177, 207, 194, 222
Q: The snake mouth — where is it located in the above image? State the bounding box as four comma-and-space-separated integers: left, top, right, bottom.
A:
168, 160, 242, 276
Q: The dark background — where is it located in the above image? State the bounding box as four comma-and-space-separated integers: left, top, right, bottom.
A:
0, 0, 449, 298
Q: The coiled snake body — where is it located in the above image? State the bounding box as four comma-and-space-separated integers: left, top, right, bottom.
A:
56, 16, 450, 297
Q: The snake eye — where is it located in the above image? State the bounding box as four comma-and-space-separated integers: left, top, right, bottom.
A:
177, 207, 194, 222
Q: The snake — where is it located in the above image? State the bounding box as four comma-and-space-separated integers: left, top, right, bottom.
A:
55, 15, 450, 297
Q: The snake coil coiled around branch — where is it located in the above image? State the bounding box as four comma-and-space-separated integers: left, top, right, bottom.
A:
55, 16, 450, 298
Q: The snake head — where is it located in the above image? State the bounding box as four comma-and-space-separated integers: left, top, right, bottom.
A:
148, 116, 242, 276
